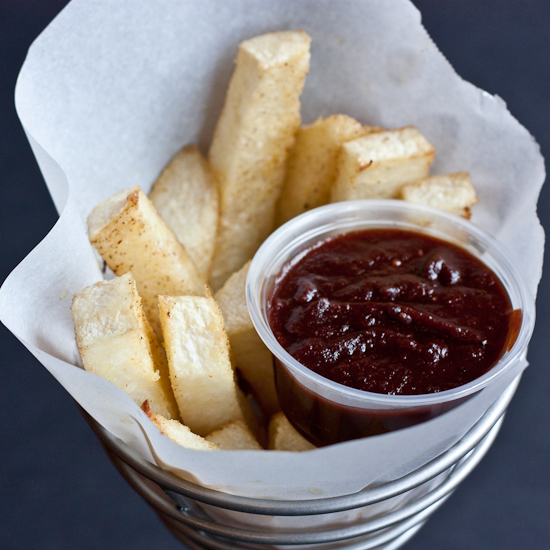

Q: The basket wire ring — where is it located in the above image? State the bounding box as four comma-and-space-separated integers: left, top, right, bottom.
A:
81, 377, 518, 547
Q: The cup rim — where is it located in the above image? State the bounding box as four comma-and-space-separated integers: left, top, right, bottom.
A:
246, 200, 536, 409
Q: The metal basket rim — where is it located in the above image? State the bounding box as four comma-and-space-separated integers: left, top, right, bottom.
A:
102, 416, 502, 546
81, 377, 518, 517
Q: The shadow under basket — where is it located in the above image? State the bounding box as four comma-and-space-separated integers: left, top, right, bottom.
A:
80, 378, 518, 550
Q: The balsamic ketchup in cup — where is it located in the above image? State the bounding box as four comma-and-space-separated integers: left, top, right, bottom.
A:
247, 201, 534, 446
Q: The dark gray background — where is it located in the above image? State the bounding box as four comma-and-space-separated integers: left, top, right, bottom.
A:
1, 1, 548, 548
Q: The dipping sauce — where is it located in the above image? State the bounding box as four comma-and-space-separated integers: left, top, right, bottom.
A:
267, 229, 515, 396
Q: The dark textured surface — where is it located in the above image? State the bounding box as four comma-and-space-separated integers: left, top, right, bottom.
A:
1, 1, 548, 549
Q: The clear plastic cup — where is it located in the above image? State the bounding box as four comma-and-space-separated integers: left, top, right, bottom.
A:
247, 200, 535, 446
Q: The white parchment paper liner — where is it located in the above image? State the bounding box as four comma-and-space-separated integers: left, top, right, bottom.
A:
1, 0, 545, 538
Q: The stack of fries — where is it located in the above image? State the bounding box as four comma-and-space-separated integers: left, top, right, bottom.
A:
72, 30, 479, 452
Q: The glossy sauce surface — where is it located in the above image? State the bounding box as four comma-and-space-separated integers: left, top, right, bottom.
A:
268, 229, 513, 396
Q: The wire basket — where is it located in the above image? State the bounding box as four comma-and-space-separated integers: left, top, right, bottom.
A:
81, 379, 518, 550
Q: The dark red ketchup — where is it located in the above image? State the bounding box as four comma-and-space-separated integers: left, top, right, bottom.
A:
267, 229, 515, 444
